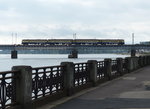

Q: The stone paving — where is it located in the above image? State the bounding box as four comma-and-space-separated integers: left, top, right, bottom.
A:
40, 66, 150, 109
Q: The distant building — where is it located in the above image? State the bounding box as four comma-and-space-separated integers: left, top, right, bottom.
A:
140, 41, 150, 45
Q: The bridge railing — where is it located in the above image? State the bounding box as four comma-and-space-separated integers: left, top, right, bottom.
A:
74, 63, 89, 87
1, 55, 150, 109
111, 60, 118, 77
97, 61, 105, 81
32, 65, 64, 100
0, 70, 19, 109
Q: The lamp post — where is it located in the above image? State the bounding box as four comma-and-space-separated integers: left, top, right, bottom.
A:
131, 33, 136, 57
132, 33, 134, 45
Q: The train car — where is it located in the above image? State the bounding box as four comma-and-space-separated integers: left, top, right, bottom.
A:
74, 39, 98, 45
73, 39, 124, 45
47, 39, 72, 45
22, 39, 47, 45
97, 39, 124, 45
22, 39, 124, 45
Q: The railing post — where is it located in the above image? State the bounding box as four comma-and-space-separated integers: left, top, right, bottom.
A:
135, 56, 139, 69
143, 56, 146, 66
148, 56, 150, 65
104, 58, 112, 80
139, 56, 143, 67
125, 57, 134, 72
144, 56, 147, 65
87, 60, 98, 86
116, 58, 123, 75
146, 56, 149, 65
12, 66, 34, 109
141, 56, 144, 67
61, 62, 74, 96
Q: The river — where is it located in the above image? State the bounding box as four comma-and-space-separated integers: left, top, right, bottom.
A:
0, 54, 129, 71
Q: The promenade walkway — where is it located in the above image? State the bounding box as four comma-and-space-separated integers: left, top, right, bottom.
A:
40, 66, 150, 109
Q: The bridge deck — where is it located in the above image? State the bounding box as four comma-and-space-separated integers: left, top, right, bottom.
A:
39, 66, 150, 109
0, 44, 150, 54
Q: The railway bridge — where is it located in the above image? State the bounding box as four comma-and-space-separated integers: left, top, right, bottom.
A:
0, 44, 150, 54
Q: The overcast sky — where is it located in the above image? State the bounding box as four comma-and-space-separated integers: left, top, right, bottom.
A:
0, 0, 150, 44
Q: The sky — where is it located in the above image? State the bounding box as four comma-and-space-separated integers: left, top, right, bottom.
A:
0, 0, 150, 44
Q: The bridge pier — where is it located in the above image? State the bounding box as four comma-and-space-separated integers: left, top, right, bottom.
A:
68, 49, 78, 58
131, 49, 136, 57
11, 50, 18, 59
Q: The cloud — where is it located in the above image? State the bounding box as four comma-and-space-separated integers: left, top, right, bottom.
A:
0, 0, 150, 44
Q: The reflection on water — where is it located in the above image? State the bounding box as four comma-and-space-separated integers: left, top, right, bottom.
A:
0, 54, 129, 71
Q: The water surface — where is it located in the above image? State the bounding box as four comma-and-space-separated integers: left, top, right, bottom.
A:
0, 54, 129, 71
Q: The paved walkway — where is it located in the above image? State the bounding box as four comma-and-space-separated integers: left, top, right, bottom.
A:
41, 66, 150, 109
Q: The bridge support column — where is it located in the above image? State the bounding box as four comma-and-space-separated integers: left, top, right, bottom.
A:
131, 49, 136, 57
11, 50, 18, 59
12, 66, 34, 109
61, 62, 74, 96
116, 58, 123, 75
87, 60, 98, 86
104, 58, 112, 80
68, 49, 78, 58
